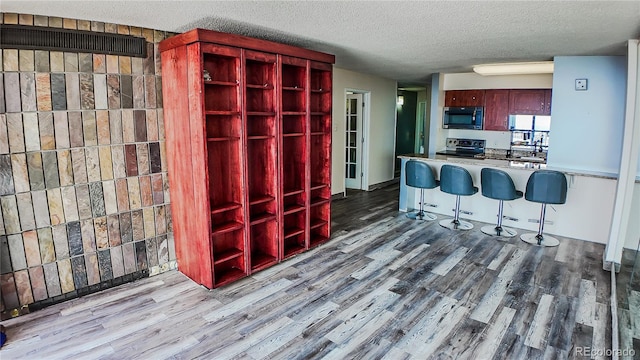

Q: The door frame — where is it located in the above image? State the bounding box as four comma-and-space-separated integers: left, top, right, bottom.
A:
344, 89, 371, 194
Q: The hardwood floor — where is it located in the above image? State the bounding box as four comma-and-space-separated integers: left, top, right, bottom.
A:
616, 248, 640, 359
0, 183, 613, 359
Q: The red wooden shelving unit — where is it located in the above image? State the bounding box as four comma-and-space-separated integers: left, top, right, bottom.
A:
160, 29, 334, 288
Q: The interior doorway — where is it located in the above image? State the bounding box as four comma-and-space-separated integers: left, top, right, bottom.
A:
394, 90, 418, 176
344, 91, 370, 191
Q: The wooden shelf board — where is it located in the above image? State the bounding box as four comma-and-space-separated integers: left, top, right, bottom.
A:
207, 136, 241, 142
246, 111, 276, 116
249, 195, 275, 205
212, 221, 244, 234
282, 132, 305, 137
205, 111, 241, 116
251, 252, 277, 270
214, 267, 246, 287
205, 80, 239, 86
310, 132, 327, 136
247, 135, 274, 140
283, 204, 305, 215
246, 84, 274, 89
283, 245, 306, 258
310, 183, 328, 191
310, 198, 330, 206
311, 89, 330, 93
310, 219, 328, 229
214, 248, 244, 264
211, 202, 242, 214
310, 235, 329, 247
249, 213, 277, 225
283, 227, 305, 238
282, 111, 306, 116
284, 189, 305, 197
282, 86, 305, 91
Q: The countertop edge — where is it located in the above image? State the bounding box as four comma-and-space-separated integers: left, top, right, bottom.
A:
398, 154, 625, 181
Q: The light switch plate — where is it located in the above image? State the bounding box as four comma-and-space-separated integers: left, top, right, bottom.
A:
575, 78, 588, 91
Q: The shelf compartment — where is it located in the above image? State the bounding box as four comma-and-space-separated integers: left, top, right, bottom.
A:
206, 115, 242, 138
250, 219, 278, 271
212, 229, 246, 285
281, 114, 306, 135
249, 212, 276, 225
310, 133, 331, 186
282, 135, 307, 196
211, 201, 242, 214
203, 52, 240, 83
214, 248, 244, 264
283, 233, 306, 258
207, 137, 241, 142
212, 221, 244, 234
204, 84, 240, 112
309, 197, 330, 248
283, 191, 305, 215
250, 195, 275, 206
246, 84, 274, 89
207, 140, 245, 225
283, 210, 306, 241
246, 88, 275, 113
310, 219, 327, 230
246, 115, 276, 138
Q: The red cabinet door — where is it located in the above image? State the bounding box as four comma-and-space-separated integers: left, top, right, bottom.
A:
543, 89, 552, 115
445, 90, 485, 107
483, 89, 510, 131
509, 89, 546, 115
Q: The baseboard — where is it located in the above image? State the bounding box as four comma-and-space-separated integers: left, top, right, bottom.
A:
367, 178, 399, 191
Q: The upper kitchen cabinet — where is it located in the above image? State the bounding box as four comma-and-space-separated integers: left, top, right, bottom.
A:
445, 90, 485, 107
483, 89, 510, 131
509, 89, 551, 115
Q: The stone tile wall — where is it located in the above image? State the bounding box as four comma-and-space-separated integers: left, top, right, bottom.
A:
0, 13, 176, 318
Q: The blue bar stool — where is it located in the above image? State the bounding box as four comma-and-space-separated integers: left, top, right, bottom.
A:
480, 168, 523, 237
405, 160, 439, 221
439, 164, 478, 230
520, 170, 568, 247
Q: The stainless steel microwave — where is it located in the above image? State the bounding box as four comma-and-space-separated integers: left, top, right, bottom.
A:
443, 107, 483, 130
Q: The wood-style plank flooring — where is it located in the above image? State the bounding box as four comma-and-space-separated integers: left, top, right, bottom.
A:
616, 248, 640, 359
0, 183, 612, 359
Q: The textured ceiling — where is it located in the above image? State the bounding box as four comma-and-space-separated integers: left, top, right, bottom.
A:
3, 1, 640, 86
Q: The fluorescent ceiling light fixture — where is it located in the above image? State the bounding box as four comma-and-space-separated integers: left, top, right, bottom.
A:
473, 61, 554, 76
397, 95, 404, 105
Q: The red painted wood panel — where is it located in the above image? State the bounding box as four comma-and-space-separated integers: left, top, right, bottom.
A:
160, 28, 335, 64
160, 45, 203, 285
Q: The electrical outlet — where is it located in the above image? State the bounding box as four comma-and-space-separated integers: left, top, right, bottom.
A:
575, 79, 588, 91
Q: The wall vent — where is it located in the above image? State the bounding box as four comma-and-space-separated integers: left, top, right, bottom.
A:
0, 24, 147, 57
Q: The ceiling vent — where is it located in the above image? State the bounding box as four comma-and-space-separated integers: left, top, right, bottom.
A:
0, 24, 147, 57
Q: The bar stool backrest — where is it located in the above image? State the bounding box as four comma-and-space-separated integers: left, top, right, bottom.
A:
440, 164, 477, 196
525, 170, 568, 205
481, 168, 523, 201
406, 161, 438, 189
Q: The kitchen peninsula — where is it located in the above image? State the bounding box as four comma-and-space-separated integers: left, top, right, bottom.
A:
398, 154, 618, 244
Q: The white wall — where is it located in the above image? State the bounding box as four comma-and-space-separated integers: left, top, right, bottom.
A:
331, 67, 398, 195
547, 56, 627, 175
443, 72, 553, 90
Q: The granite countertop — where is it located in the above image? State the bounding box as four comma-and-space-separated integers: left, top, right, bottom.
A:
398, 153, 620, 180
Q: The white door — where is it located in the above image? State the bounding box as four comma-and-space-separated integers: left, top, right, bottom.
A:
345, 94, 363, 189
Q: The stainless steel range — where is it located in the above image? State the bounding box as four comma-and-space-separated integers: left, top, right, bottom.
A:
436, 138, 486, 158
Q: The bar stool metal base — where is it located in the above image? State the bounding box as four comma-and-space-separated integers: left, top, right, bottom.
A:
407, 211, 437, 221
520, 233, 560, 247
481, 225, 517, 237
439, 219, 473, 230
